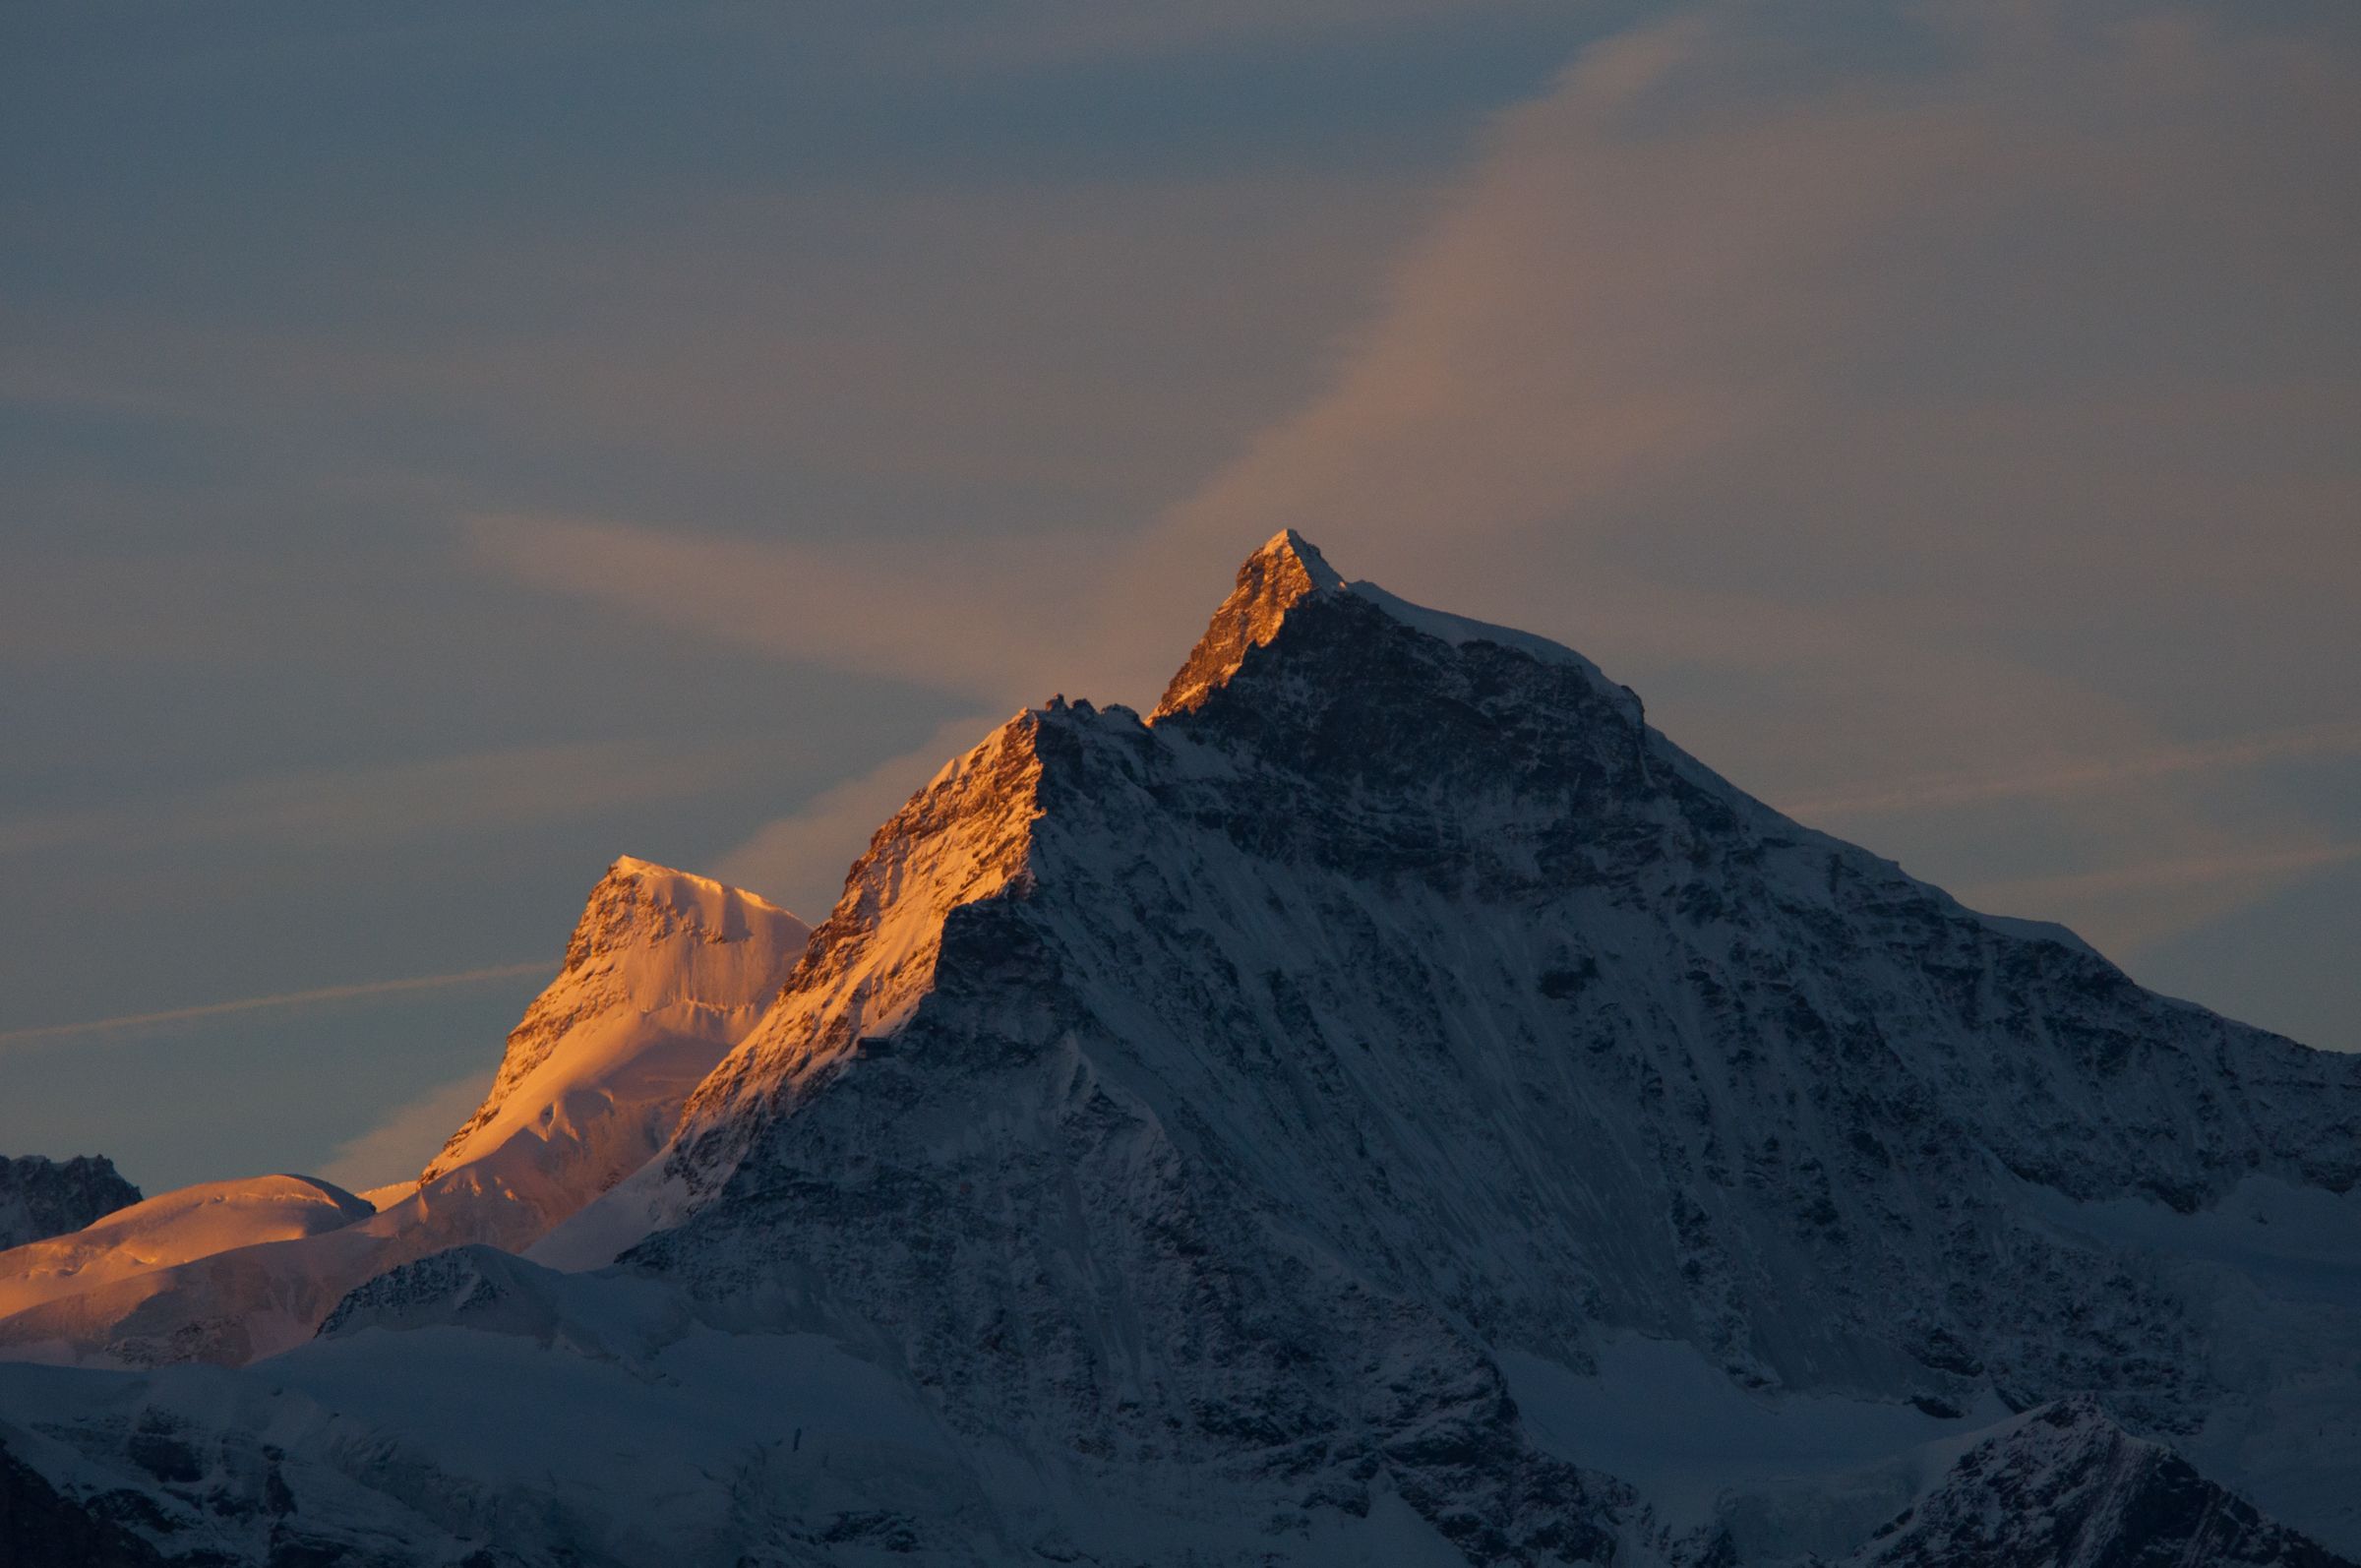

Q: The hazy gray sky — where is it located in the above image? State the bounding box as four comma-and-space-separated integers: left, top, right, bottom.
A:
5, 0, 2356, 1194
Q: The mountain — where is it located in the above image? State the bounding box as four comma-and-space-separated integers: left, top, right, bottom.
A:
0, 858, 807, 1367
0, 1175, 372, 1321
1846, 1398, 2353, 1568
0, 1174, 376, 1366
606, 529, 2361, 1552
0, 534, 2353, 1566
0, 1156, 140, 1251
393, 855, 809, 1238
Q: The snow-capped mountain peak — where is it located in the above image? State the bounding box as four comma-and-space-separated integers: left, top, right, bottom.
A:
1152, 527, 1345, 719
421, 855, 808, 1187
0, 858, 809, 1367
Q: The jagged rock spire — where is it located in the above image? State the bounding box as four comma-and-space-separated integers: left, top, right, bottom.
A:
1151, 529, 1344, 720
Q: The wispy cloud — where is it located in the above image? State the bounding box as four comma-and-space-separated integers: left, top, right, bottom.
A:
712, 714, 1007, 921
462, 516, 1092, 701
0, 735, 803, 859
1962, 841, 2361, 952
318, 1068, 494, 1195
1785, 719, 2361, 820
459, 1, 2360, 972
1968, 842, 2361, 906
0, 962, 547, 1054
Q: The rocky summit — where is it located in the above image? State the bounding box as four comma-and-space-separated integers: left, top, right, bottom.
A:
0, 1155, 141, 1252
0, 535, 2353, 1567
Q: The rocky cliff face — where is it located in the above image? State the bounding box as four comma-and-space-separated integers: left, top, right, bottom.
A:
0, 1156, 141, 1252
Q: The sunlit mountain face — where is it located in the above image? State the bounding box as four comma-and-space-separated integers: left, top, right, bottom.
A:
1, 535, 2354, 1567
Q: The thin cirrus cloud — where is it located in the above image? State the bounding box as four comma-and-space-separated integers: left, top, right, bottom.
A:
1056, 0, 2361, 956
1781, 718, 2361, 821
0, 963, 547, 1055
1139, 2, 2359, 638
1961, 842, 2361, 926
317, 1069, 494, 1195
462, 515, 1087, 700
710, 713, 1012, 925
462, 512, 1204, 713
0, 735, 807, 860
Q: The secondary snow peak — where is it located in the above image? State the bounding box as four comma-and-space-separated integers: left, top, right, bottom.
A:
0, 859, 815, 1369
560, 855, 797, 971
423, 859, 810, 1189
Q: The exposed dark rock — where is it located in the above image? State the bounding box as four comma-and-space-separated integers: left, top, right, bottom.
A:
1851, 1398, 2355, 1567
0, 1155, 142, 1251
0, 1443, 170, 1568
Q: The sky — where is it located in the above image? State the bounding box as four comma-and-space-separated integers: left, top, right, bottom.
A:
4, 0, 2357, 1196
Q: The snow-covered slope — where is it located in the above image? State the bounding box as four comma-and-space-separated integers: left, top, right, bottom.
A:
1, 535, 2354, 1565
0, 1155, 141, 1251
0, 1175, 370, 1324
0, 1175, 377, 1368
0, 858, 807, 1367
